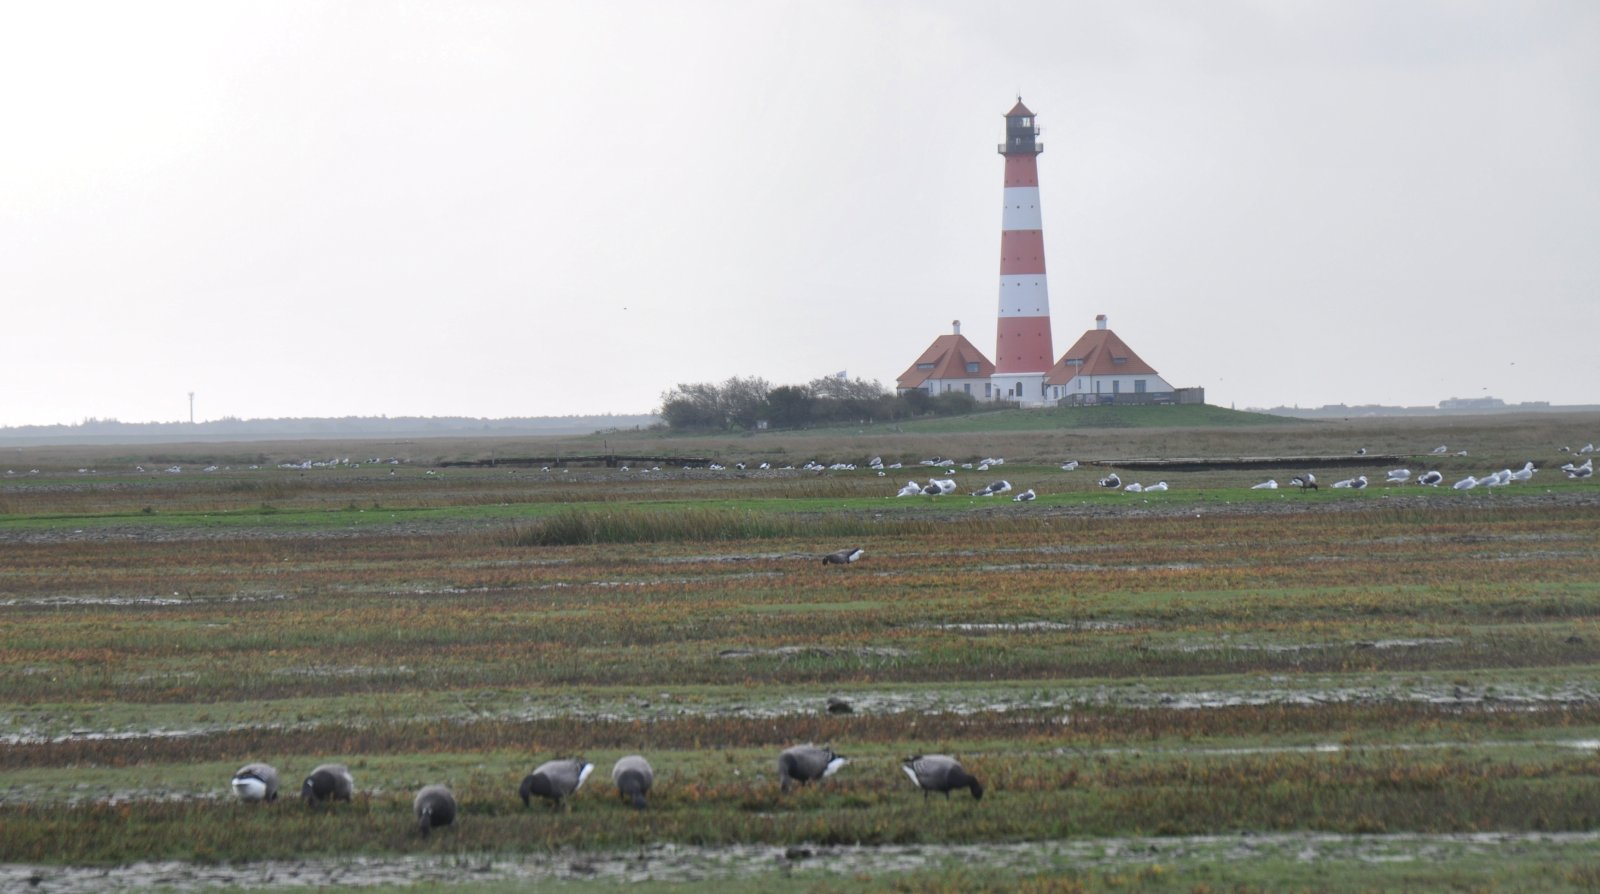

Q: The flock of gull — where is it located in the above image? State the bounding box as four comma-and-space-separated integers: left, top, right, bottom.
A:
229, 746, 979, 834
882, 442, 1595, 502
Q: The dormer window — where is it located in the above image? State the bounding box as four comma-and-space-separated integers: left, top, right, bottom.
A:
917, 362, 935, 370
966, 362, 980, 374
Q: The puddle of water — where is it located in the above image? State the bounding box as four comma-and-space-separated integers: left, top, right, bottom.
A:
928, 621, 1130, 632
0, 593, 293, 608
1161, 637, 1459, 654
716, 646, 907, 660
8, 678, 1598, 747
4, 833, 1599, 891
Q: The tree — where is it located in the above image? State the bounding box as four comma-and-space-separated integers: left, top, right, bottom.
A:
720, 376, 772, 429
764, 385, 814, 429
658, 382, 723, 430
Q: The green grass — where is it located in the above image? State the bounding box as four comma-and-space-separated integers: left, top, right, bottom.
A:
5, 416, 1600, 889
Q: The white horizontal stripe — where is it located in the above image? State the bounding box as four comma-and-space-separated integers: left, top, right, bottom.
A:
1001, 187, 1042, 230
997, 275, 1050, 316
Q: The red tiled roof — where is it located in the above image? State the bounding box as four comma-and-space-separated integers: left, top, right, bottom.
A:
1005, 99, 1034, 118
1044, 327, 1160, 386
897, 334, 996, 389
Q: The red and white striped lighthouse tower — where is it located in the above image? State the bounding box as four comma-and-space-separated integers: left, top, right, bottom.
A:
994, 98, 1055, 406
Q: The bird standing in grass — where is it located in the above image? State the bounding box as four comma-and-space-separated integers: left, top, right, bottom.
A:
520, 759, 594, 809
231, 763, 279, 803
777, 745, 848, 792
612, 755, 654, 809
822, 548, 864, 565
901, 755, 983, 801
301, 764, 354, 805
414, 785, 456, 835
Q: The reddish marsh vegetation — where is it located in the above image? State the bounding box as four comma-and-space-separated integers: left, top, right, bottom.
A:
2, 415, 1600, 886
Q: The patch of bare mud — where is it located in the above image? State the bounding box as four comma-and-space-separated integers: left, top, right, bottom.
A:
5, 833, 1599, 891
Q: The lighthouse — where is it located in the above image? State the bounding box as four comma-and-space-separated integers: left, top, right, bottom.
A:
993, 98, 1055, 406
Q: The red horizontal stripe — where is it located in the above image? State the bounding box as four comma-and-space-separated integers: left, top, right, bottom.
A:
1003, 155, 1039, 188
994, 318, 1054, 374
999, 230, 1046, 275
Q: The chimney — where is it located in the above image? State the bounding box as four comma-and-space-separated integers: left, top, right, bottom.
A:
952, 319, 961, 335
1095, 314, 1107, 330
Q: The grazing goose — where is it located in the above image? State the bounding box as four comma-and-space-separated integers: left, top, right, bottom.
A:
231, 762, 279, 803
1288, 473, 1317, 490
1386, 468, 1411, 483
520, 759, 594, 808
1251, 479, 1278, 490
414, 785, 457, 835
1453, 475, 1479, 490
777, 745, 848, 792
611, 755, 654, 809
1098, 473, 1121, 489
822, 548, 864, 565
1144, 481, 1168, 493
902, 754, 983, 801
1417, 470, 1444, 487
1012, 488, 1036, 502
1123, 482, 1143, 493
300, 764, 354, 805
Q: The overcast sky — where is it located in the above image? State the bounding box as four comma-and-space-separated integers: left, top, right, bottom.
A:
3, 1, 1596, 425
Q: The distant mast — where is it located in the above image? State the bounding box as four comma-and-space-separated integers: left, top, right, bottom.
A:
994, 98, 1055, 406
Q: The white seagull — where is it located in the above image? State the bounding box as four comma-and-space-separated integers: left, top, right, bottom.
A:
1453, 475, 1479, 490
897, 481, 922, 497
1012, 488, 1036, 502
1386, 468, 1411, 484
1144, 481, 1169, 492
1431, 445, 1449, 455
1098, 473, 1122, 489
1251, 479, 1278, 490
1059, 461, 1079, 471
1417, 470, 1444, 486
1508, 462, 1535, 482
1123, 482, 1143, 493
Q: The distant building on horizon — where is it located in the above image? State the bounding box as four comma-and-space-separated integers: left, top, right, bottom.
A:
896, 98, 1184, 407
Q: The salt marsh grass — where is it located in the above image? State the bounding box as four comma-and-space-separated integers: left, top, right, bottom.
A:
3, 412, 1600, 890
